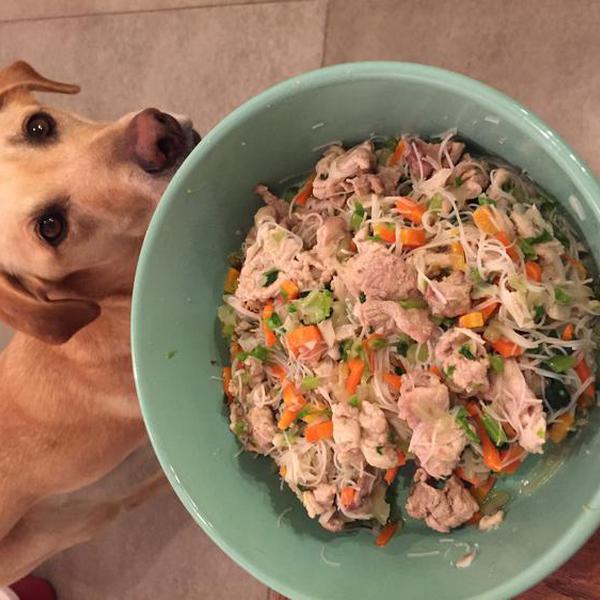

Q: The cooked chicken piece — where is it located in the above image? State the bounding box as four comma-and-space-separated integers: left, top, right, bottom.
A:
247, 406, 276, 454
479, 510, 504, 532
377, 165, 403, 195
486, 359, 546, 453
314, 216, 349, 266
344, 173, 385, 196
397, 370, 449, 428
414, 168, 452, 197
313, 141, 375, 200
453, 158, 490, 201
359, 401, 397, 469
425, 271, 472, 318
332, 403, 362, 465
510, 205, 546, 239
303, 483, 337, 518
341, 242, 418, 301
434, 329, 490, 395
409, 415, 467, 478
405, 468, 478, 532
318, 508, 346, 532
254, 184, 290, 221
406, 139, 465, 180
359, 299, 433, 343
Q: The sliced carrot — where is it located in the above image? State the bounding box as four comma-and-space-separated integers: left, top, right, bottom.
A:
500, 445, 525, 474
222, 367, 233, 402
471, 475, 496, 504
525, 261, 542, 283
467, 510, 483, 526
223, 267, 240, 294
395, 197, 427, 225
267, 363, 287, 380
473, 206, 499, 235
280, 279, 299, 301
430, 365, 442, 378
346, 357, 365, 394
450, 241, 466, 270
490, 338, 523, 358
495, 230, 519, 260
383, 372, 403, 392
230, 340, 242, 357
473, 415, 503, 472
286, 325, 322, 355
261, 302, 277, 347
396, 450, 407, 467
375, 521, 398, 547
574, 359, 595, 404
465, 400, 480, 418
565, 255, 587, 279
455, 466, 485, 488
373, 222, 396, 243
458, 311, 484, 329
399, 228, 426, 248
293, 173, 316, 206
305, 419, 333, 443
388, 140, 406, 167
340, 486, 356, 508
277, 408, 298, 430
282, 383, 305, 410
384, 467, 398, 485
561, 323, 574, 342
480, 302, 499, 322
279, 465, 287, 478
549, 412, 575, 444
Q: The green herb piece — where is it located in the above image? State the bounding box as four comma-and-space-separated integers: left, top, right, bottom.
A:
370, 337, 388, 350
459, 344, 476, 360
470, 268, 485, 285
528, 230, 553, 245
235, 351, 249, 362
261, 268, 279, 287
399, 298, 427, 310
534, 304, 545, 323
454, 175, 463, 187
300, 375, 321, 391
481, 412, 508, 446
234, 421, 248, 437
489, 354, 505, 374
395, 334, 412, 357
348, 395, 361, 408
359, 291, 367, 304
428, 194, 443, 212
443, 365, 456, 379
266, 314, 283, 330
287, 303, 298, 314
554, 286, 572, 305
351, 201, 366, 231
376, 446, 384, 455
555, 230, 570, 249
545, 354, 577, 374
478, 195, 496, 206
250, 345, 269, 362
394, 364, 405, 376
297, 290, 333, 324
518, 239, 537, 261
339, 339, 352, 361
455, 407, 479, 444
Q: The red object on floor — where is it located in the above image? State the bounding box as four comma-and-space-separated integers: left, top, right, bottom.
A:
10, 576, 56, 600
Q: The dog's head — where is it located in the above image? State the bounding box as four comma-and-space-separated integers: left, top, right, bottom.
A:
0, 61, 199, 344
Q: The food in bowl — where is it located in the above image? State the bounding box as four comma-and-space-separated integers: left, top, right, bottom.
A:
218, 133, 598, 541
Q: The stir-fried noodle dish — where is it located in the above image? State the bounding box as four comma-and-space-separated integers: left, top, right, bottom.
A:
218, 134, 598, 543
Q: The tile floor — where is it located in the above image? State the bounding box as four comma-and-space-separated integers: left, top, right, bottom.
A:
0, 0, 597, 597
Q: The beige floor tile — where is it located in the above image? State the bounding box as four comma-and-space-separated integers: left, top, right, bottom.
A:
0, 0, 295, 22
324, 0, 600, 176
0, 0, 327, 132
36, 490, 268, 600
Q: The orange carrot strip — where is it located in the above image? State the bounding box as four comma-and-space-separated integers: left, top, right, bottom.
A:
471, 475, 496, 504
455, 466, 485, 488
279, 465, 287, 478
561, 323, 574, 342
395, 197, 427, 225
388, 140, 406, 167
490, 338, 523, 358
565, 255, 587, 278
458, 311, 485, 329
277, 408, 298, 430
473, 206, 499, 235
375, 522, 399, 547
574, 359, 595, 403
495, 231, 519, 260
261, 302, 277, 347
280, 279, 300, 301
480, 302, 499, 322
430, 365, 442, 378
383, 372, 403, 392
223, 267, 240, 294
267, 363, 287, 380
399, 228, 426, 248
293, 173, 315, 206
525, 261, 542, 283
340, 486, 356, 508
222, 367, 233, 402
346, 357, 365, 394
373, 223, 396, 243
286, 325, 322, 355
384, 467, 398, 485
305, 419, 333, 443
500, 445, 525, 475
396, 450, 407, 467
282, 383, 305, 410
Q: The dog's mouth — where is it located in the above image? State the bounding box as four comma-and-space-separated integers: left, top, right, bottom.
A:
126, 109, 201, 176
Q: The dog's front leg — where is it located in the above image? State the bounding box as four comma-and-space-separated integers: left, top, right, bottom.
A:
0, 474, 168, 586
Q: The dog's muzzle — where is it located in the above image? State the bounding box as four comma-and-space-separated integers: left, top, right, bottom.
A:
125, 108, 200, 174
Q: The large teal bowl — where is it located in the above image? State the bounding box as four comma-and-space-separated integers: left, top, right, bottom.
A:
132, 62, 600, 600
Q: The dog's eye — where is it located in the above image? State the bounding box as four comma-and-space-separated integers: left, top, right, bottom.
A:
24, 112, 56, 142
37, 212, 67, 246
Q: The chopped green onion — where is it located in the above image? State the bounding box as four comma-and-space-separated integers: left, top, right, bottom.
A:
234, 421, 248, 437
399, 298, 427, 310
428, 194, 443, 212
250, 345, 269, 362
287, 302, 298, 314
282, 185, 300, 202
481, 412, 508, 446
370, 337, 388, 350
458, 344, 476, 360
478, 195, 496, 206
339, 339, 352, 361
235, 351, 249, 361
266, 314, 282, 330
470, 268, 485, 285
554, 286, 572, 305
455, 407, 479, 444
454, 175, 463, 187
348, 395, 361, 408
261, 268, 279, 287
545, 354, 577, 374
359, 291, 367, 303
518, 239, 537, 261
430, 315, 456, 328
300, 375, 321, 391
351, 201, 366, 231
443, 365, 456, 379
395, 334, 411, 357
527, 230, 553, 245
489, 354, 505, 374
534, 304, 545, 323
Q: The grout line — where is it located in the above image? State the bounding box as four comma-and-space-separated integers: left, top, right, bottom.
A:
0, 0, 310, 26
320, 0, 332, 67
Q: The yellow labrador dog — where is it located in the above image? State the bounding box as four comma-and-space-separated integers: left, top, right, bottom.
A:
0, 61, 199, 584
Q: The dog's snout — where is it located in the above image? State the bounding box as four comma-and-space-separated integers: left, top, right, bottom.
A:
125, 108, 186, 174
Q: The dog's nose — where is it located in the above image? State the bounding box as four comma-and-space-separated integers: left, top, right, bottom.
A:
125, 108, 187, 173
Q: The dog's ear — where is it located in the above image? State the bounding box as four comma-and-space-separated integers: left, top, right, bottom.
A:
0, 61, 80, 99
0, 272, 100, 345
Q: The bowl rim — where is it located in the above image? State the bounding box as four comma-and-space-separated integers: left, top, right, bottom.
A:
132, 60, 600, 600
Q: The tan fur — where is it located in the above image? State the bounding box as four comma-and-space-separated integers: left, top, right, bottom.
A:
0, 62, 194, 584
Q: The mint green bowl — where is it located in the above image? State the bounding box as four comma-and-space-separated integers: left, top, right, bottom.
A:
132, 62, 600, 600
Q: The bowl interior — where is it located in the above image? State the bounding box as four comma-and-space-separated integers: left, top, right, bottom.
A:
132, 63, 600, 600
